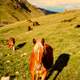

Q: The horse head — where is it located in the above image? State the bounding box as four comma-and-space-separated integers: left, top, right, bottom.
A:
32, 38, 45, 67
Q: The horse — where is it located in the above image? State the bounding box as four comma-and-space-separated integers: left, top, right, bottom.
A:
7, 37, 15, 52
29, 38, 53, 80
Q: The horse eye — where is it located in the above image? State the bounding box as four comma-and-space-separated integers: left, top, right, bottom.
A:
41, 38, 45, 45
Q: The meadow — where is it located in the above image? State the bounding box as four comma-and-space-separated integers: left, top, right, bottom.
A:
0, 10, 80, 80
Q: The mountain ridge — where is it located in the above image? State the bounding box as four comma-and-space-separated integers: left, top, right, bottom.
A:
0, 0, 44, 26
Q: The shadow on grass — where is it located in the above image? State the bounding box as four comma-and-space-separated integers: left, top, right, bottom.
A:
15, 42, 26, 50
46, 53, 70, 80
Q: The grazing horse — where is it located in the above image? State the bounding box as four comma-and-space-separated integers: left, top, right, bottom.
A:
7, 37, 15, 51
29, 38, 53, 80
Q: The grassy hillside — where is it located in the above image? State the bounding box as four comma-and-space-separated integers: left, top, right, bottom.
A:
0, 10, 80, 80
0, 0, 44, 26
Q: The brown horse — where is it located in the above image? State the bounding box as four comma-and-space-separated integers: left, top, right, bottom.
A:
29, 38, 53, 80
7, 37, 15, 51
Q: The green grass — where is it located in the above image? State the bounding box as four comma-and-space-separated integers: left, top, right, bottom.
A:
0, 10, 80, 80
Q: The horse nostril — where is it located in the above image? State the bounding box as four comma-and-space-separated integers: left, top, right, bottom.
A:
38, 76, 41, 80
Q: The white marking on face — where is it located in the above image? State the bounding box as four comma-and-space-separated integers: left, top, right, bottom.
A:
34, 42, 43, 54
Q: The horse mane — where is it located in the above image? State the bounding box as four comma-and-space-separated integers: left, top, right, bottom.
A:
42, 44, 53, 69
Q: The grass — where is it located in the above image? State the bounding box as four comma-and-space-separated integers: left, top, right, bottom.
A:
0, 0, 44, 26
0, 9, 80, 80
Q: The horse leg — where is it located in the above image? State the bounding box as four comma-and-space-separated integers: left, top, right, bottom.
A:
42, 68, 47, 80
31, 71, 35, 80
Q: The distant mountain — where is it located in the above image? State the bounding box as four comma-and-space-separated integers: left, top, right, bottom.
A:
38, 8, 58, 15
0, 0, 44, 26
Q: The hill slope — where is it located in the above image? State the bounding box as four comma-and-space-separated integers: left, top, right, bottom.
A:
0, 10, 80, 80
0, 0, 44, 26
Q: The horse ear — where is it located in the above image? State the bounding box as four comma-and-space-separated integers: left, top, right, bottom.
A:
33, 38, 36, 44
41, 38, 45, 45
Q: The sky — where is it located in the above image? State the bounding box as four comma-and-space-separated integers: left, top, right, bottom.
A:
27, 0, 80, 12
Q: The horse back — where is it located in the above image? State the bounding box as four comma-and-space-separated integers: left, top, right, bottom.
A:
42, 44, 53, 69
